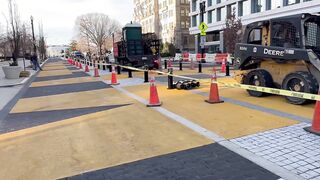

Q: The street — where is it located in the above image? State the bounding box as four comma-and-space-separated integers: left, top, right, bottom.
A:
0, 57, 318, 179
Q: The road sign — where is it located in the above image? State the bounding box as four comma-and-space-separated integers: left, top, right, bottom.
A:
198, 22, 208, 36
200, 36, 206, 49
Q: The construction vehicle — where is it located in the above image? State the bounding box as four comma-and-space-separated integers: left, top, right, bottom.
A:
113, 22, 160, 69
234, 13, 320, 105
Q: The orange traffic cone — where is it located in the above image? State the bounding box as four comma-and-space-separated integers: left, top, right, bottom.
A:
94, 67, 100, 77
85, 65, 90, 72
221, 58, 226, 73
205, 67, 224, 104
147, 74, 162, 107
304, 92, 320, 135
79, 63, 83, 69
110, 66, 120, 85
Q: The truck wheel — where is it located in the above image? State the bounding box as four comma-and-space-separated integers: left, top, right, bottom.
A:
243, 69, 273, 97
282, 71, 318, 105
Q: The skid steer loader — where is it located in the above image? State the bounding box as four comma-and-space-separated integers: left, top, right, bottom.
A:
234, 13, 320, 105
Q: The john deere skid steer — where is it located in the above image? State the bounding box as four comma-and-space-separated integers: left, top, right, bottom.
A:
234, 13, 320, 105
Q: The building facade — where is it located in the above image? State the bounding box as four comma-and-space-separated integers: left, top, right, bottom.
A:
189, 0, 320, 53
47, 45, 69, 57
133, 0, 194, 51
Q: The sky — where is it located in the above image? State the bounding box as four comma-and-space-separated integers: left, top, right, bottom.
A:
0, 0, 134, 45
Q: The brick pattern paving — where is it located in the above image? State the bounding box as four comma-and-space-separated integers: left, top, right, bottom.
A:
62, 144, 279, 180
231, 123, 320, 180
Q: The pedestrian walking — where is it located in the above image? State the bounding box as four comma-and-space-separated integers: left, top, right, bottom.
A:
31, 53, 43, 71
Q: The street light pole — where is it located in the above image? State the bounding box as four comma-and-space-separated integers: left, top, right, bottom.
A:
199, 1, 206, 73
30, 16, 36, 54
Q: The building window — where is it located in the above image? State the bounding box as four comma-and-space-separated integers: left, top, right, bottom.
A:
208, 0, 212, 7
251, 0, 262, 13
181, 21, 186, 28
238, 0, 250, 16
192, 0, 197, 12
217, 0, 221, 3
217, 7, 226, 22
217, 8, 221, 21
266, 0, 271, 10
208, 10, 213, 23
227, 3, 236, 17
186, 21, 190, 28
284, 0, 300, 6
268, 0, 282, 9
186, 9, 190, 15
183, 36, 188, 45
192, 15, 197, 27
181, 9, 185, 16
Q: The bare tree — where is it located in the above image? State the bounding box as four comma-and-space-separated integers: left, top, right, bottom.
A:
75, 13, 121, 58
7, 0, 22, 65
20, 24, 33, 56
38, 22, 46, 61
223, 8, 242, 54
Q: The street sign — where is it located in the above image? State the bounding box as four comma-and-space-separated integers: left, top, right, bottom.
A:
200, 36, 206, 49
198, 22, 208, 36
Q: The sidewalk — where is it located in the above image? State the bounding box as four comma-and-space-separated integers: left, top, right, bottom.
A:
0, 59, 43, 112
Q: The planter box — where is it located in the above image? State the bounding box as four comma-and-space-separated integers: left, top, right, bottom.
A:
2, 66, 22, 79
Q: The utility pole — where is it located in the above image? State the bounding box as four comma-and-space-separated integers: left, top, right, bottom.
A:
30, 16, 36, 54
199, 1, 206, 73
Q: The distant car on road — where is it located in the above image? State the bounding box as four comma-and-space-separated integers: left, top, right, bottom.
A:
72, 51, 84, 59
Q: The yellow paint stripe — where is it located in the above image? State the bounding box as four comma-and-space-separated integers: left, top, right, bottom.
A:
198, 77, 314, 119
37, 69, 72, 77
11, 88, 134, 113
30, 76, 101, 87
124, 84, 298, 139
0, 103, 211, 179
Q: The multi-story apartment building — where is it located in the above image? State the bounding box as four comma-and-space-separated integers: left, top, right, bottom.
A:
133, 0, 194, 51
189, 0, 320, 53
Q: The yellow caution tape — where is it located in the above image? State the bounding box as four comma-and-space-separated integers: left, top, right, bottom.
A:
75, 60, 320, 101
217, 82, 320, 101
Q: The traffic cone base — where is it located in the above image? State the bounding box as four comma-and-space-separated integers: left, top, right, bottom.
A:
147, 102, 162, 107
303, 127, 320, 136
85, 65, 90, 72
94, 68, 100, 77
205, 99, 224, 104
304, 100, 320, 135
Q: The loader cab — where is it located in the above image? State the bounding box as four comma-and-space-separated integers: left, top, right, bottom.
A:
270, 16, 303, 49
243, 21, 269, 46
303, 14, 320, 56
